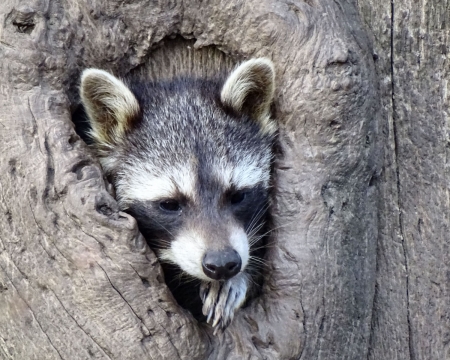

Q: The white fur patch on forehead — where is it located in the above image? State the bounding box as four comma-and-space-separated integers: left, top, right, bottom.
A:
215, 155, 271, 190
116, 163, 196, 206
159, 231, 210, 281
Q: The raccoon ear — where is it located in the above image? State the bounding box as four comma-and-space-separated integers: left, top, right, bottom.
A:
221, 58, 276, 135
80, 69, 140, 145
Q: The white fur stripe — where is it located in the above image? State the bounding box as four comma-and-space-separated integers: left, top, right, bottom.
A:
214, 156, 271, 190
160, 231, 210, 281
117, 164, 196, 205
229, 227, 249, 270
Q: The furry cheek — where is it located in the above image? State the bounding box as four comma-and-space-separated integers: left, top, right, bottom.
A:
159, 232, 211, 281
229, 227, 250, 270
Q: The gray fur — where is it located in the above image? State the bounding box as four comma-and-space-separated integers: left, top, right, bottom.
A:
80, 59, 276, 331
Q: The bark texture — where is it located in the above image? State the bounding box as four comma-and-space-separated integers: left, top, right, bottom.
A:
358, 0, 450, 359
0, 0, 444, 359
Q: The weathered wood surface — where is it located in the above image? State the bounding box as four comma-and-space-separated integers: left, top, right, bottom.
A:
1, 0, 445, 359
358, 0, 450, 359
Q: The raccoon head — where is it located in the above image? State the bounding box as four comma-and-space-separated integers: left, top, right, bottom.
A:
80, 58, 276, 282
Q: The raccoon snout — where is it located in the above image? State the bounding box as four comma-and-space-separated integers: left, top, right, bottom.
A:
202, 248, 242, 281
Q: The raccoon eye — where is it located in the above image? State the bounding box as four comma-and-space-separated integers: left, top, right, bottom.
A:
159, 200, 181, 212
230, 191, 246, 205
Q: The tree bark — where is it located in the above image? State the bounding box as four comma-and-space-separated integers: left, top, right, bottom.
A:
0, 0, 446, 359
358, 0, 450, 359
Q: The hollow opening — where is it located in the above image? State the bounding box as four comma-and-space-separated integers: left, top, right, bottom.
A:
71, 37, 274, 322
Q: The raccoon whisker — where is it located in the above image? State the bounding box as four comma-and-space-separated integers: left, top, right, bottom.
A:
252, 262, 269, 272
173, 272, 201, 285
247, 219, 268, 242
272, 219, 297, 231
158, 258, 177, 267
247, 266, 266, 276
248, 219, 297, 253
247, 260, 267, 271
248, 228, 270, 246
249, 243, 276, 251
248, 232, 266, 246
168, 278, 200, 292
248, 239, 262, 248
250, 219, 296, 243
249, 263, 267, 271
246, 216, 262, 237
148, 240, 172, 250
247, 220, 266, 237
150, 218, 176, 238
244, 270, 261, 286
249, 256, 268, 266
244, 264, 260, 274
248, 230, 265, 246
246, 204, 269, 233
246, 264, 265, 275
178, 276, 200, 285
170, 273, 183, 285
158, 241, 172, 248
246, 204, 270, 236
248, 211, 266, 245
253, 229, 272, 240
150, 238, 172, 245
184, 277, 202, 286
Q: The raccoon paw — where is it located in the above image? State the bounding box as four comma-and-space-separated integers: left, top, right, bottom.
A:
200, 273, 249, 334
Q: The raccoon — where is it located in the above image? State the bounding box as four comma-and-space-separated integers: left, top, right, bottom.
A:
79, 58, 276, 331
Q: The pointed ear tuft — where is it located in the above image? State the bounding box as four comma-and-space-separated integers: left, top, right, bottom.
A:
80, 69, 140, 146
221, 58, 276, 135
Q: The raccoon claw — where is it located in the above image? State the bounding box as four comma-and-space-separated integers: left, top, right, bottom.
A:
201, 273, 249, 334
200, 281, 218, 321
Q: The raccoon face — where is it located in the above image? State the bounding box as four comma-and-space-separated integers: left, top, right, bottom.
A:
118, 156, 271, 282
80, 58, 276, 283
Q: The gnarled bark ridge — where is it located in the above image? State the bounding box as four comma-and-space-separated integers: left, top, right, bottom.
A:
5, 0, 437, 358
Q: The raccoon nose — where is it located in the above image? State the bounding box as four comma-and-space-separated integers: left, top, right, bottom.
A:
202, 248, 242, 281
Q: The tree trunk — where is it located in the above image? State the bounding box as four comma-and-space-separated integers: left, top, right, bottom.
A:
0, 0, 447, 359
358, 0, 450, 359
